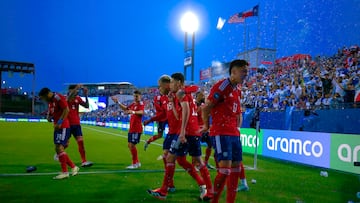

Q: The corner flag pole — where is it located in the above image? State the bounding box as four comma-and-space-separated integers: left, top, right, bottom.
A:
255, 4, 261, 68
254, 4, 260, 170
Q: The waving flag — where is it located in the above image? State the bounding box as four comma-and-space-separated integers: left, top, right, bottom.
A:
216, 17, 226, 30
228, 5, 259, 24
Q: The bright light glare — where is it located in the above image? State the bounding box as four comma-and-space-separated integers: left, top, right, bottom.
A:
180, 11, 199, 33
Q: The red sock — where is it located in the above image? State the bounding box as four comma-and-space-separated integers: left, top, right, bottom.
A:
199, 165, 213, 195
58, 152, 68, 172
162, 152, 168, 169
160, 162, 175, 194
205, 147, 212, 164
147, 134, 162, 143
65, 153, 76, 168
212, 167, 230, 203
226, 166, 241, 203
76, 137, 87, 163
130, 146, 138, 164
240, 162, 246, 179
177, 156, 205, 186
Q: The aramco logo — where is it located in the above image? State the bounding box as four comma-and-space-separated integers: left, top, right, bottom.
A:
266, 136, 323, 158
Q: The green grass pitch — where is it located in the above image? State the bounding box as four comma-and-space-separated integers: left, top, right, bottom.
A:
0, 122, 359, 202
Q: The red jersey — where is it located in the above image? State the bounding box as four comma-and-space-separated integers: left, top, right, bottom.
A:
207, 78, 241, 136
48, 93, 70, 128
196, 102, 205, 127
150, 94, 168, 122
178, 93, 200, 136
128, 101, 144, 133
67, 95, 87, 125
166, 93, 181, 135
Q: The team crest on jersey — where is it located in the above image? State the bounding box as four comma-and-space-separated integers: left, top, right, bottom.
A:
214, 92, 220, 100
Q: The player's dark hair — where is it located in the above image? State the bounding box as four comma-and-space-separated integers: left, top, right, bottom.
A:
133, 90, 141, 95
68, 85, 77, 90
171, 72, 184, 84
38, 87, 51, 97
195, 91, 203, 97
229, 59, 249, 75
159, 74, 171, 83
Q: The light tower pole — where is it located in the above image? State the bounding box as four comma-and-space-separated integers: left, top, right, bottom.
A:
181, 11, 199, 83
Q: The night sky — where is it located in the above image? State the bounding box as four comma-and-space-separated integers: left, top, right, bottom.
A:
0, 0, 359, 92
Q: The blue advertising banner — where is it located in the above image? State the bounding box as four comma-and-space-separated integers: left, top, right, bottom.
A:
144, 123, 155, 135
262, 129, 331, 168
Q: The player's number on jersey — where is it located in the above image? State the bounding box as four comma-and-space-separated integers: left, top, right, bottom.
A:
232, 103, 238, 113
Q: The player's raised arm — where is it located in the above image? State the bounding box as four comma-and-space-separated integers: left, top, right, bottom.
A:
81, 87, 89, 108
111, 96, 128, 111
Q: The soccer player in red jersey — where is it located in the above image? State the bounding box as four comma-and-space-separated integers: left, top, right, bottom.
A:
202, 60, 249, 203
146, 77, 181, 199
111, 90, 144, 169
143, 75, 170, 151
195, 91, 216, 170
39, 87, 80, 180
148, 73, 212, 201
67, 84, 93, 167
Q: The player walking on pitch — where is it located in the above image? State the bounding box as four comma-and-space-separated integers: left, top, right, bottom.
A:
202, 60, 249, 203
111, 90, 144, 169
143, 75, 170, 151
147, 73, 212, 201
39, 87, 80, 180
67, 84, 93, 167
195, 91, 216, 170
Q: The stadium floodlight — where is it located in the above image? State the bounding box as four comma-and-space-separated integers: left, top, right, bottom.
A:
180, 11, 199, 33
180, 11, 199, 83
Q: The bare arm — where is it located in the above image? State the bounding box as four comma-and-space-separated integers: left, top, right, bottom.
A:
179, 101, 189, 143
238, 113, 243, 128
111, 96, 128, 111
201, 99, 214, 132
55, 107, 69, 130
80, 87, 89, 108
60, 107, 69, 121
177, 90, 188, 143
132, 109, 144, 115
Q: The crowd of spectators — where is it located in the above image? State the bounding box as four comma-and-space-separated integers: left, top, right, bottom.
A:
81, 45, 360, 122
240, 45, 360, 111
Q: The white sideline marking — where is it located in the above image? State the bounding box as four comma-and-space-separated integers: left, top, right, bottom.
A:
0, 169, 184, 177
83, 126, 163, 147
0, 126, 254, 177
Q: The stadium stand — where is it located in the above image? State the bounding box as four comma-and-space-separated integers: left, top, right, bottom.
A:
78, 45, 359, 133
